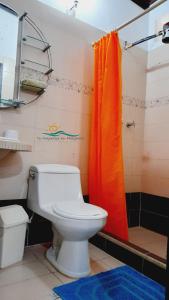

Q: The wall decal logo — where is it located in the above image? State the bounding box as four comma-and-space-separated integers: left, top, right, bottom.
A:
42, 123, 79, 138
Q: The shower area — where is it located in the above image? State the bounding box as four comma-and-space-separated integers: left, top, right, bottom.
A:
122, 2, 169, 264
90, 0, 169, 285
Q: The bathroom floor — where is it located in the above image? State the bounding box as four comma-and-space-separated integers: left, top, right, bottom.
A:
129, 226, 167, 260
0, 243, 124, 300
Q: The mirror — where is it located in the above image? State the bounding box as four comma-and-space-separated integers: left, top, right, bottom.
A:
0, 4, 19, 106
0, 4, 53, 108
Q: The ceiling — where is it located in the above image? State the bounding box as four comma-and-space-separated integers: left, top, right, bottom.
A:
131, 0, 157, 9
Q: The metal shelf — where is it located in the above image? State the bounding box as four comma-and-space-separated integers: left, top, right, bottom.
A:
23, 35, 51, 52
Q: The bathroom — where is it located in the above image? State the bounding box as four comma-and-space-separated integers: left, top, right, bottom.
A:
0, 0, 168, 299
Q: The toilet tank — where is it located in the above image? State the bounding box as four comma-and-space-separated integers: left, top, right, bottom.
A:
27, 164, 83, 213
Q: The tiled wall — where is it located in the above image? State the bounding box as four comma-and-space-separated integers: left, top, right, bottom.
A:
126, 192, 141, 227
140, 193, 169, 236
126, 192, 169, 236
0, 0, 148, 200
122, 47, 147, 193
0, 6, 99, 200
142, 45, 169, 197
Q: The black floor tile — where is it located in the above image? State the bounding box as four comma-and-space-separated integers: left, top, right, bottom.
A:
27, 221, 53, 245
143, 259, 166, 286
90, 234, 107, 251
106, 240, 143, 272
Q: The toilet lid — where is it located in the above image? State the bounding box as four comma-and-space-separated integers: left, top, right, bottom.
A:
52, 202, 108, 220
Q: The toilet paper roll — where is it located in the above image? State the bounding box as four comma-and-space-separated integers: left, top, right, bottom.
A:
21, 79, 47, 92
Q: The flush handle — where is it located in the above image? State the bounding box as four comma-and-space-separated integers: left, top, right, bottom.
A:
29, 171, 35, 179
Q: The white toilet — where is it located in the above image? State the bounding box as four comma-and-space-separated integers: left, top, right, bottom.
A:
27, 164, 108, 278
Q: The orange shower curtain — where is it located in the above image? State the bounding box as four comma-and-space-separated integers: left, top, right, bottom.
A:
89, 32, 128, 241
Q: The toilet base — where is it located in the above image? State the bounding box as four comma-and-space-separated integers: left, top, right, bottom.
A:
46, 240, 91, 278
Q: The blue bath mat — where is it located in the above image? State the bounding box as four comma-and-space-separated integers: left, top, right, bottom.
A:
53, 265, 165, 299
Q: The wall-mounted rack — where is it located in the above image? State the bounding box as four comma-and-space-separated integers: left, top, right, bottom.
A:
21, 59, 53, 76
0, 5, 53, 109
15, 12, 54, 106
22, 35, 51, 52
0, 98, 24, 108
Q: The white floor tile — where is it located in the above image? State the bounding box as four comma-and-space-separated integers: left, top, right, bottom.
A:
90, 258, 108, 275
0, 273, 61, 300
54, 270, 76, 284
0, 261, 50, 287
15, 247, 37, 266
89, 243, 108, 261
0, 243, 124, 300
30, 244, 47, 259
30, 244, 57, 273
101, 256, 124, 270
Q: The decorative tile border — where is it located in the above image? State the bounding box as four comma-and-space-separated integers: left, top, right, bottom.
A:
21, 67, 169, 109
123, 96, 169, 109
49, 76, 93, 96
20, 66, 93, 96
145, 96, 169, 108
122, 96, 145, 108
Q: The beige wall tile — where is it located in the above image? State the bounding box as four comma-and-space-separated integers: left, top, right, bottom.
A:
142, 176, 169, 198
0, 10, 148, 198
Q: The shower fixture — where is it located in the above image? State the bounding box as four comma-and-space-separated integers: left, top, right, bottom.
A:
162, 22, 169, 43
124, 22, 169, 50
126, 121, 135, 128
67, 0, 79, 17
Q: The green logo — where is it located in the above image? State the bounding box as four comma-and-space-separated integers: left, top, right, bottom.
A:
42, 124, 79, 138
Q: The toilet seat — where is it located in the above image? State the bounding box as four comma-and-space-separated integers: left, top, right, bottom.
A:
52, 202, 107, 220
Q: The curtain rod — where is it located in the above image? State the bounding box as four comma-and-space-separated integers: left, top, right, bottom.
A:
92, 0, 167, 46
115, 0, 167, 32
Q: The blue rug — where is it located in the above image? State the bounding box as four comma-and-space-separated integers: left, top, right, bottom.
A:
53, 266, 165, 299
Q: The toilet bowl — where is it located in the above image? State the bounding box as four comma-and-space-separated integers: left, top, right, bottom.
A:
27, 164, 108, 278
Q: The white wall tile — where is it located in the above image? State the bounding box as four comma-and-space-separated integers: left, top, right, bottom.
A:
142, 44, 169, 197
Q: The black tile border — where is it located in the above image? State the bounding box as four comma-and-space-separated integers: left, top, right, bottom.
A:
90, 233, 166, 286
106, 239, 143, 272
0, 192, 168, 240
0, 195, 89, 246
102, 230, 167, 264
126, 192, 169, 235
126, 192, 141, 210
140, 193, 169, 236
143, 260, 166, 286
0, 196, 168, 293
166, 237, 169, 298
124, 193, 141, 227
0, 199, 53, 246
0, 199, 27, 210
128, 210, 140, 227
141, 193, 169, 217
140, 210, 169, 236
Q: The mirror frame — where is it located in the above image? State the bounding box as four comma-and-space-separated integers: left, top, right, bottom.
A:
0, 2, 19, 105
0, 3, 18, 17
